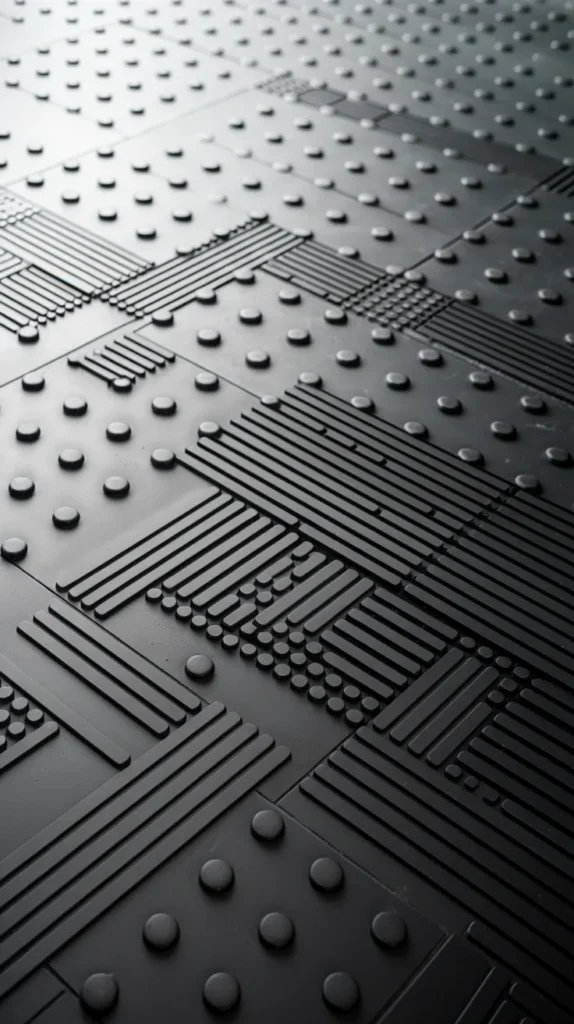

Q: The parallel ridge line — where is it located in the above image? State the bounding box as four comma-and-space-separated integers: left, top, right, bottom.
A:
407, 491, 574, 688
0, 652, 129, 768
542, 165, 574, 197
68, 333, 175, 385
56, 486, 223, 610
17, 601, 199, 737
178, 384, 508, 590
417, 302, 574, 405
103, 220, 303, 314
297, 726, 574, 1011
320, 590, 459, 702
0, 204, 150, 295
0, 702, 290, 1000
0, 266, 85, 329
0, 723, 59, 776
264, 239, 383, 304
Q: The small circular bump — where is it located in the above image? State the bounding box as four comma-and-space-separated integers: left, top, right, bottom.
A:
197, 327, 221, 346
9, 477, 35, 500
239, 307, 262, 325
419, 348, 442, 366
309, 857, 344, 892
199, 859, 234, 893
546, 446, 571, 465
538, 228, 561, 243
246, 350, 270, 368
351, 395, 373, 412
251, 808, 285, 841
151, 308, 174, 327
1, 537, 28, 562
103, 476, 130, 498
16, 421, 40, 442
336, 350, 360, 367
286, 327, 311, 346
198, 421, 221, 438
112, 377, 132, 393
146, 588, 162, 604
235, 268, 255, 285
136, 224, 156, 240
203, 973, 240, 1013
298, 371, 322, 387
386, 372, 409, 390
53, 506, 80, 530
18, 324, 39, 344
484, 267, 507, 283
278, 287, 301, 305
143, 913, 180, 951
372, 225, 394, 240
22, 372, 45, 391
521, 395, 546, 413
196, 288, 217, 305
515, 473, 540, 492
152, 396, 177, 416
195, 371, 219, 391
371, 910, 408, 948
58, 448, 84, 470
469, 370, 493, 389
458, 447, 483, 465
371, 327, 394, 345
185, 654, 214, 680
106, 421, 131, 442
437, 396, 462, 414
490, 420, 516, 439
404, 421, 428, 438
512, 247, 534, 262
538, 288, 561, 304
434, 248, 457, 263
151, 448, 175, 469
63, 396, 87, 417
79, 974, 119, 1016
98, 207, 117, 222
322, 973, 360, 1013
324, 307, 347, 325
258, 912, 295, 949
455, 289, 477, 303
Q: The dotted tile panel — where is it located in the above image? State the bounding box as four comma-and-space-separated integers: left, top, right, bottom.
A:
82, 118, 451, 267
0, 2, 119, 57
187, 89, 534, 231
418, 191, 574, 344
0, 87, 122, 187
3, 23, 265, 136
9, 147, 255, 264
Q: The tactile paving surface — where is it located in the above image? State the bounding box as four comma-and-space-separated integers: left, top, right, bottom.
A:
0, 1, 573, 1022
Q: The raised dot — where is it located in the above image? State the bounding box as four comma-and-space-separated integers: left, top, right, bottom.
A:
195, 371, 219, 391
63, 396, 87, 417
9, 477, 35, 500
1, 538, 28, 562
16, 421, 41, 443
197, 327, 221, 346
103, 476, 130, 498
106, 421, 131, 442
286, 327, 310, 346
521, 395, 546, 413
324, 307, 347, 325
386, 372, 409, 390
251, 809, 285, 842
279, 287, 301, 305
199, 859, 234, 893
143, 913, 180, 951
322, 973, 360, 1012
203, 973, 240, 1013
22, 372, 45, 391
404, 421, 428, 438
371, 327, 394, 344
458, 447, 483, 465
490, 420, 516, 439
546, 446, 571, 465
59, 448, 84, 470
151, 448, 175, 469
299, 372, 322, 387
80, 974, 119, 1016
336, 350, 360, 367
53, 506, 80, 530
309, 857, 344, 892
246, 350, 270, 368
419, 348, 442, 366
351, 396, 373, 412
152, 396, 177, 416
18, 324, 39, 344
151, 309, 174, 327
112, 377, 132, 393
371, 911, 408, 948
515, 473, 540, 491
198, 421, 221, 438
239, 307, 262, 325
259, 912, 295, 949
196, 288, 216, 305
469, 370, 493, 389
437, 396, 462, 414
185, 654, 214, 680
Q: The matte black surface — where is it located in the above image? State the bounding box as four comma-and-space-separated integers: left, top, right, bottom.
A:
0, 1, 573, 1021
